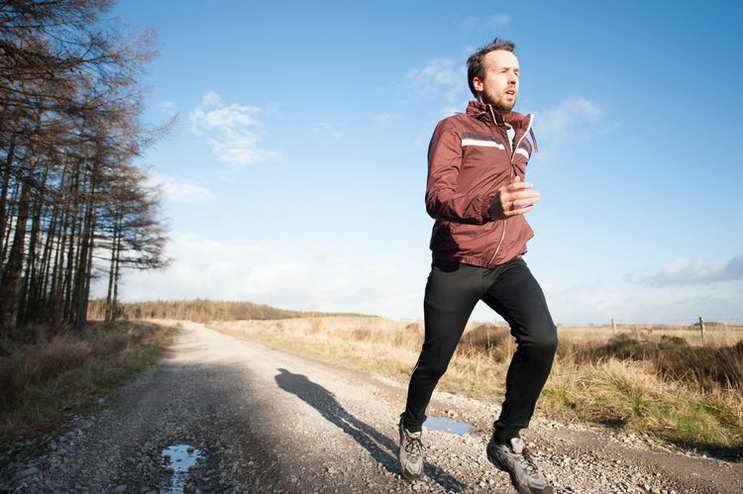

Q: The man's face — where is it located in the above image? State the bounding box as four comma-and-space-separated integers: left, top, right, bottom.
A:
472, 50, 520, 112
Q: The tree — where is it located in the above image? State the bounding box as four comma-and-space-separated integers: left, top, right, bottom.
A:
0, 0, 170, 334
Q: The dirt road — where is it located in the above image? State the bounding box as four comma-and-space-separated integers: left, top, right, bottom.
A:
2, 322, 741, 493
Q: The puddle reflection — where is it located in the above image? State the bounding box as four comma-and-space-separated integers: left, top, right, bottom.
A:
424, 416, 473, 435
160, 444, 205, 494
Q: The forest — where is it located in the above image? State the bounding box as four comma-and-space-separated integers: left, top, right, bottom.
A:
0, 0, 170, 335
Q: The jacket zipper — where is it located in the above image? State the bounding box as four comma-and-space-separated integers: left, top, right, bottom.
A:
511, 113, 534, 175
485, 106, 534, 266
488, 219, 508, 266
486, 104, 513, 266
513, 113, 533, 152
488, 112, 534, 265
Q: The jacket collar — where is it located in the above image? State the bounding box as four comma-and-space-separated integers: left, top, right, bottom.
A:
465, 100, 530, 129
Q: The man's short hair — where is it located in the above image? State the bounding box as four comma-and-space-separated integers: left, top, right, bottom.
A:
466, 38, 516, 98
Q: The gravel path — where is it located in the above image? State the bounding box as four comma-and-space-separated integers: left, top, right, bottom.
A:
1, 322, 740, 493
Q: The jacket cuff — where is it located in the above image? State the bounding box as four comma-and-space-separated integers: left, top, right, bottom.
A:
487, 193, 504, 221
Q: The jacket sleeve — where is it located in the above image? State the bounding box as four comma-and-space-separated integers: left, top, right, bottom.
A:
425, 120, 494, 224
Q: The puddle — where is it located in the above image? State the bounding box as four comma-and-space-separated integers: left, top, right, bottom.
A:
160, 444, 205, 494
423, 416, 473, 435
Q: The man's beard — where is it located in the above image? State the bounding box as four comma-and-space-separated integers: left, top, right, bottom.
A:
480, 94, 515, 113
491, 96, 515, 113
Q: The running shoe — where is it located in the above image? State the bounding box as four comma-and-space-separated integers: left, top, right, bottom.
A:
398, 419, 424, 480
487, 436, 554, 494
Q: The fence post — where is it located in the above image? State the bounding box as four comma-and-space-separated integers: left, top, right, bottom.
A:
699, 316, 705, 344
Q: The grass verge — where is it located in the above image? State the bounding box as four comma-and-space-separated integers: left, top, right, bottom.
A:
0, 321, 178, 439
208, 319, 742, 460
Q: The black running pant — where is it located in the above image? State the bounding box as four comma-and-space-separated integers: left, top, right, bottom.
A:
402, 256, 557, 443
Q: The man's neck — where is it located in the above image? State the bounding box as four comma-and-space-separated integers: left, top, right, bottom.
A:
479, 98, 510, 116
475, 99, 510, 126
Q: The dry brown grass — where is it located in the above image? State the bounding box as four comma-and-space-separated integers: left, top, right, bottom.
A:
209, 318, 743, 458
555, 325, 742, 346
0, 321, 178, 437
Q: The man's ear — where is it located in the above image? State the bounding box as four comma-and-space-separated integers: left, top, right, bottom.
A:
472, 76, 484, 93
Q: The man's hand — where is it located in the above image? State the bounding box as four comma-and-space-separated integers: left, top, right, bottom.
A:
489, 176, 541, 219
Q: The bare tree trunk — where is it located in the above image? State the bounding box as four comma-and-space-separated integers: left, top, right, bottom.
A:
72, 173, 96, 329
38, 209, 59, 317
112, 218, 123, 320
18, 192, 40, 324
0, 155, 35, 333
81, 208, 96, 323
0, 133, 17, 257
62, 164, 80, 324
43, 163, 68, 321
105, 213, 120, 322
18, 166, 48, 324
1, 176, 21, 265
49, 205, 68, 326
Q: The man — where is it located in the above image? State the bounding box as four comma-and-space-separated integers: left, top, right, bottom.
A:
398, 38, 557, 494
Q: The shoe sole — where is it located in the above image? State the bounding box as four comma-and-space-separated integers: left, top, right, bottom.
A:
400, 467, 423, 481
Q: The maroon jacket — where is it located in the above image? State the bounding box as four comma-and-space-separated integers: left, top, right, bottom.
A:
426, 100, 537, 267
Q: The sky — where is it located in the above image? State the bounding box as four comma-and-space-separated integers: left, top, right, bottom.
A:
97, 0, 743, 325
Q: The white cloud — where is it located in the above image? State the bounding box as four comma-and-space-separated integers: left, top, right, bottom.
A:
90, 232, 743, 325
314, 122, 343, 140
440, 104, 462, 118
160, 100, 176, 115
490, 14, 512, 26
461, 14, 512, 28
406, 58, 465, 97
190, 90, 278, 166
94, 233, 425, 319
567, 290, 742, 325
373, 113, 400, 125
523, 278, 743, 325
536, 97, 603, 139
146, 172, 214, 203
405, 58, 469, 116
627, 255, 743, 286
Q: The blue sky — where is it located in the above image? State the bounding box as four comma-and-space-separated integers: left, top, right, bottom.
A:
99, 0, 743, 324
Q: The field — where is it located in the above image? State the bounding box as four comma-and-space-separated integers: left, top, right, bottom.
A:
555, 324, 742, 346
208, 317, 743, 459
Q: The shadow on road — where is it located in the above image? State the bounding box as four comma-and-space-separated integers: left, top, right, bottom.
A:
274, 368, 467, 492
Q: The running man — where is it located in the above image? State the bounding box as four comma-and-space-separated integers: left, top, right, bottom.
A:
398, 38, 557, 494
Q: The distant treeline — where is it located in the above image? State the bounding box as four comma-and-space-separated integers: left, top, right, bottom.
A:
87, 299, 375, 322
